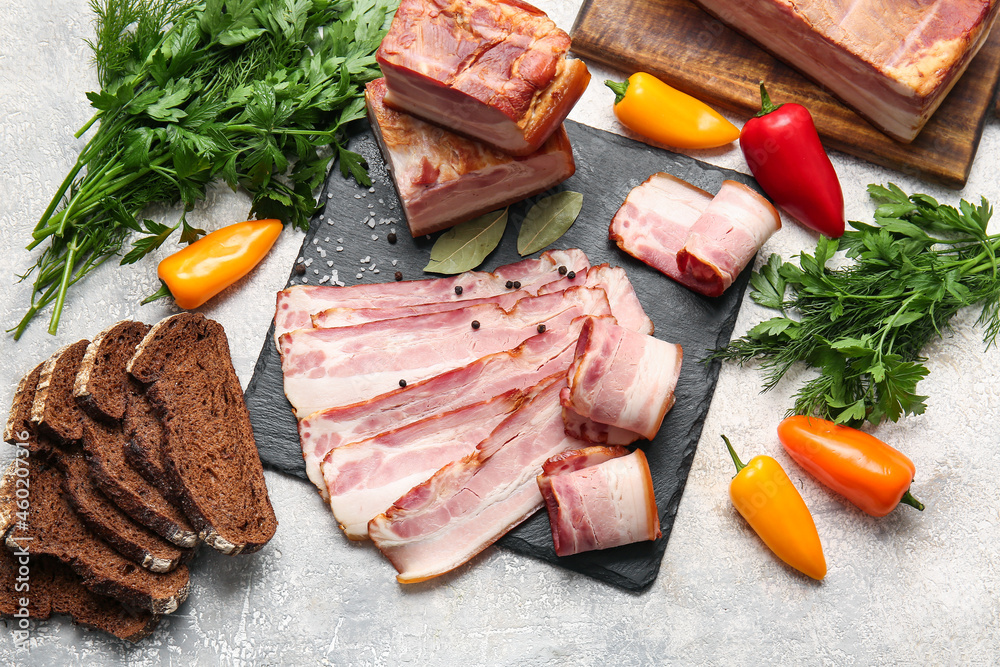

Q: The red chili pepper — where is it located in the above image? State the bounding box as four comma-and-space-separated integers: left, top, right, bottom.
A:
739, 83, 846, 238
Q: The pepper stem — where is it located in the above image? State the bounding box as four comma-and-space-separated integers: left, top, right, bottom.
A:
899, 489, 925, 511
721, 435, 746, 474
755, 82, 783, 118
604, 79, 629, 105
141, 281, 173, 306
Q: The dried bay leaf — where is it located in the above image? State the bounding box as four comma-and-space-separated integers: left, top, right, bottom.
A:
423, 208, 509, 274
517, 191, 584, 256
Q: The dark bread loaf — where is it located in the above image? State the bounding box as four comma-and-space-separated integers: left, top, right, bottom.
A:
3, 362, 51, 457
73, 328, 198, 548
0, 548, 160, 642
59, 452, 192, 574
30, 340, 91, 444
74, 321, 151, 422
0, 460, 190, 615
130, 313, 278, 555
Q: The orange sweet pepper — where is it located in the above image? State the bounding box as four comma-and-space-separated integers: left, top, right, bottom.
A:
777, 415, 924, 517
605, 73, 740, 149
723, 435, 827, 580
156, 219, 282, 309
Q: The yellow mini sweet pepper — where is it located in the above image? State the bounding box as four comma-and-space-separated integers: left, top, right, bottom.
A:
605, 73, 740, 149
722, 435, 827, 580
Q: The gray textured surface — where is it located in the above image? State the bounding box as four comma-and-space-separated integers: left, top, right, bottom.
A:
1, 0, 999, 663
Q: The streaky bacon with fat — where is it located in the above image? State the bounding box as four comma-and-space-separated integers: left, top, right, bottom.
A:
280, 286, 611, 416
368, 375, 587, 583
539, 263, 653, 335
274, 248, 589, 342
537, 447, 660, 557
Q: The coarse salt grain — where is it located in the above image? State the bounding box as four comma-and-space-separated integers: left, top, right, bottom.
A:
356, 273, 362, 279
304, 258, 313, 266
337, 238, 344, 243
391, 259, 398, 266
319, 275, 330, 284
369, 187, 375, 193
327, 260, 334, 267
373, 269, 380, 274
367, 220, 376, 229
336, 246, 343, 252
371, 234, 378, 240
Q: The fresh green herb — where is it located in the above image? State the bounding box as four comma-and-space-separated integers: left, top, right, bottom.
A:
14, 0, 395, 339
423, 208, 509, 274
713, 183, 1000, 427
516, 191, 583, 256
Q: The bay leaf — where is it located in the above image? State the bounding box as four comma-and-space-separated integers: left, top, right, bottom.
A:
423, 208, 509, 274
516, 191, 584, 256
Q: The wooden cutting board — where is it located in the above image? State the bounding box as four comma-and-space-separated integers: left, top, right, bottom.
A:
571, 0, 1000, 188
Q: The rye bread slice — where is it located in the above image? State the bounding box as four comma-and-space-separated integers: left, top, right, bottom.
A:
122, 386, 179, 503
3, 362, 52, 457
0, 460, 189, 615
59, 452, 192, 574
0, 549, 160, 642
74, 321, 151, 422
130, 313, 278, 555
31, 340, 91, 445
73, 327, 198, 548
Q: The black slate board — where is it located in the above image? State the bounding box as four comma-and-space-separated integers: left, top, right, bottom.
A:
244, 120, 755, 591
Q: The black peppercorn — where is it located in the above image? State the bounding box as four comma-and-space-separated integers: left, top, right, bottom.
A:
394, 271, 403, 281
455, 285, 463, 295
537, 324, 546, 333
505, 280, 514, 289
567, 270, 576, 279
512, 281, 521, 289
387, 232, 397, 244
399, 379, 407, 388
558, 265, 567, 275
294, 263, 306, 276
471, 320, 480, 329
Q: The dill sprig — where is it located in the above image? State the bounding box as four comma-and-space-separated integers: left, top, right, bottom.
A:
713, 183, 1000, 427
15, 0, 395, 339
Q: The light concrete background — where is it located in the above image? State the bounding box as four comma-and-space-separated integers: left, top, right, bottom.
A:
1, 0, 998, 664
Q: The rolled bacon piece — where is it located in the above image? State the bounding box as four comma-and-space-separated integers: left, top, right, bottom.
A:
366, 78, 576, 237
675, 181, 781, 297
561, 317, 682, 441
537, 446, 660, 557
376, 0, 590, 156
609, 174, 780, 297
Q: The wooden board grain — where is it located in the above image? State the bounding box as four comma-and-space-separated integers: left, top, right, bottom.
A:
571, 0, 1000, 188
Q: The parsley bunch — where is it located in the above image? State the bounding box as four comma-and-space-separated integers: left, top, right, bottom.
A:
715, 184, 1000, 427
15, 0, 394, 338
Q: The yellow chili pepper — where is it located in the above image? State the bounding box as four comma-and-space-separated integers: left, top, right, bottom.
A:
156, 219, 282, 309
605, 73, 740, 149
722, 435, 827, 580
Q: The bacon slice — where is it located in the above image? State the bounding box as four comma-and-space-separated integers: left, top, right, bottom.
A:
324, 389, 528, 539
562, 317, 682, 440
610, 175, 778, 297
540, 263, 652, 334
311, 290, 531, 329
675, 181, 780, 297
376, 0, 590, 156
274, 248, 589, 341
280, 287, 611, 416
368, 375, 587, 583
299, 318, 594, 498
537, 447, 660, 557
366, 78, 576, 237
560, 408, 639, 446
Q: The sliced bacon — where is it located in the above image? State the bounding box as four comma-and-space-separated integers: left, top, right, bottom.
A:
368, 375, 587, 583
560, 407, 639, 446
367, 78, 576, 237
299, 318, 595, 498
537, 447, 660, 557
540, 263, 652, 335
324, 388, 529, 539
676, 181, 781, 297
273, 248, 589, 342
280, 286, 611, 417
376, 0, 590, 155
562, 317, 682, 440
311, 290, 531, 328
610, 175, 779, 297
